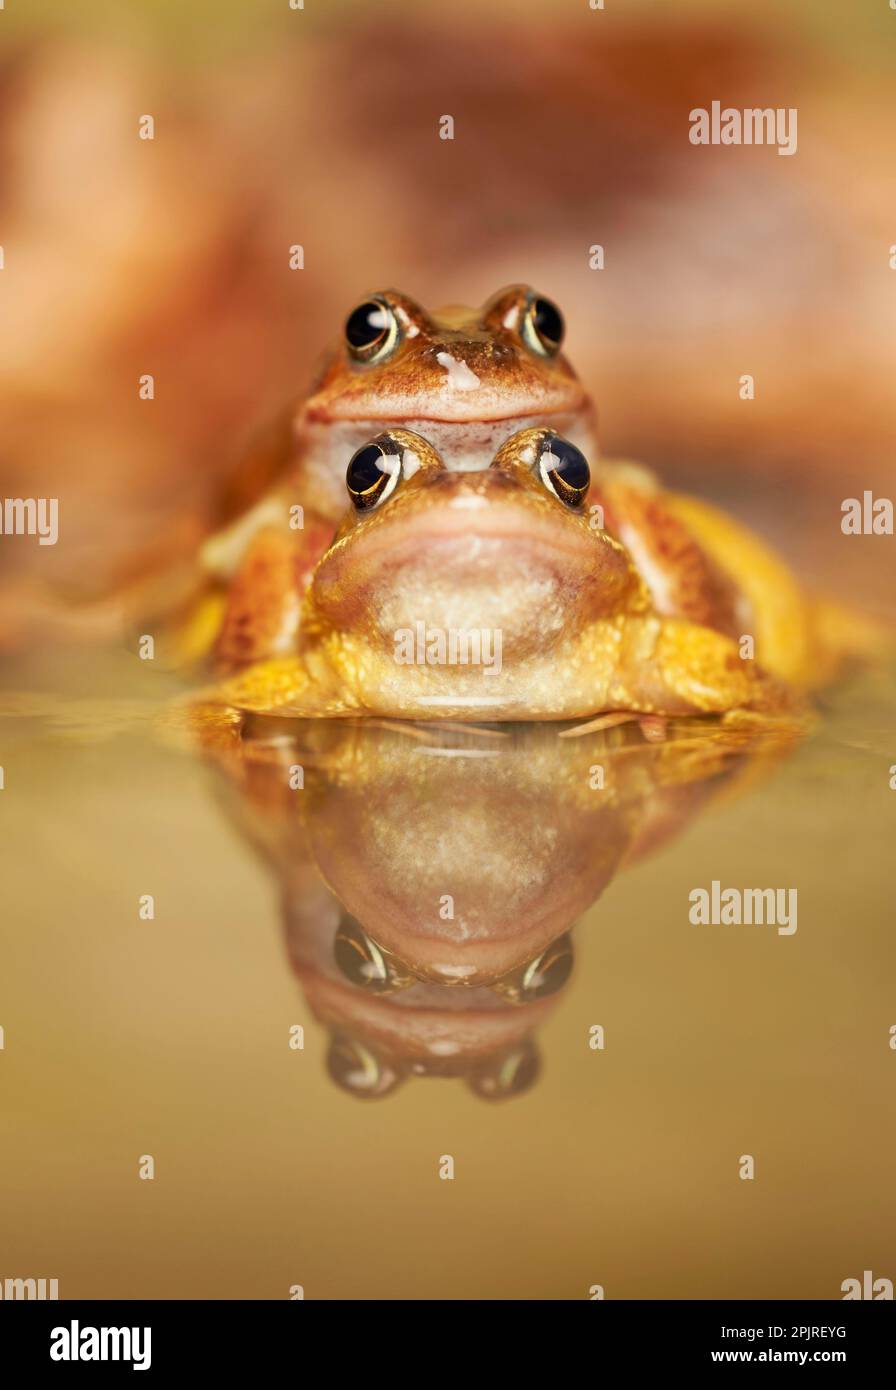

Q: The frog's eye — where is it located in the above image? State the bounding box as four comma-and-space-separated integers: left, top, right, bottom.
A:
521, 294, 565, 357
468, 1040, 540, 1101
344, 297, 399, 363
327, 1034, 405, 1098
491, 935, 574, 1003
346, 437, 401, 510
537, 434, 590, 508
334, 918, 411, 992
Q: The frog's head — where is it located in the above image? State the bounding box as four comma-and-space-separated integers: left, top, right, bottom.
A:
308, 427, 645, 685
303, 286, 595, 470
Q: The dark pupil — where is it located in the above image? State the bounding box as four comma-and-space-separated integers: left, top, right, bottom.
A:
526, 944, 573, 1000
347, 443, 387, 495
532, 297, 564, 347
544, 437, 589, 491
346, 301, 388, 349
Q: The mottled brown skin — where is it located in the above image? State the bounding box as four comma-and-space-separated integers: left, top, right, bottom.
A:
602, 479, 747, 640
302, 287, 589, 436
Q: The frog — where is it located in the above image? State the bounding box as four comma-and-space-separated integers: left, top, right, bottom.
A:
201, 425, 867, 722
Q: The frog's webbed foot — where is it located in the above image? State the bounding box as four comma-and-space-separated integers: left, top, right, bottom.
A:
612, 615, 809, 727
201, 656, 355, 719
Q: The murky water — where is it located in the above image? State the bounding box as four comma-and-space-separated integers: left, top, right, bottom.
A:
1, 646, 894, 1299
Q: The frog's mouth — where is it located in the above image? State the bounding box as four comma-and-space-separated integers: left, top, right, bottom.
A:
306, 369, 593, 431
312, 493, 635, 659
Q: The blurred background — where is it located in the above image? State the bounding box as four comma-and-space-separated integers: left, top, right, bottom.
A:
1, 0, 894, 613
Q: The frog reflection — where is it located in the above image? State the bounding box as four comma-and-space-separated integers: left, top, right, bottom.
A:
196, 715, 795, 1100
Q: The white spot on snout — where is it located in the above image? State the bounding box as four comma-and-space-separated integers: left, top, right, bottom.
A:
436, 351, 481, 391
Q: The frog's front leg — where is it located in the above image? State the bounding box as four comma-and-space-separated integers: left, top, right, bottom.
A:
206, 655, 357, 719
609, 614, 800, 720
214, 524, 332, 673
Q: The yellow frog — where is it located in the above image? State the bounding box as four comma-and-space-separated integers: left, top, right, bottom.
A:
204, 426, 866, 723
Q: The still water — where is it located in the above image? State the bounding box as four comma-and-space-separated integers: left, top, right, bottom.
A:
1, 646, 894, 1299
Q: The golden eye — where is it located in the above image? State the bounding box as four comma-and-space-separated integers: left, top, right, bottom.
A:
537, 434, 590, 509
345, 437, 401, 511
521, 293, 565, 357
344, 296, 399, 363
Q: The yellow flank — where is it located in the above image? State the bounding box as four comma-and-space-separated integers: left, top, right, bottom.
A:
667, 493, 821, 687
173, 587, 229, 664
807, 593, 891, 685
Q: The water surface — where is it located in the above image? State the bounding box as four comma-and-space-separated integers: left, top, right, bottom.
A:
1, 647, 893, 1299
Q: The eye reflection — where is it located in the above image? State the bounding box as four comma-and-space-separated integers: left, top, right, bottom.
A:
327, 1034, 403, 1099
333, 917, 411, 993
468, 1039, 540, 1101
493, 934, 575, 1003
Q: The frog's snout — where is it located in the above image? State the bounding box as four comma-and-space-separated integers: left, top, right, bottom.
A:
424, 336, 519, 389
